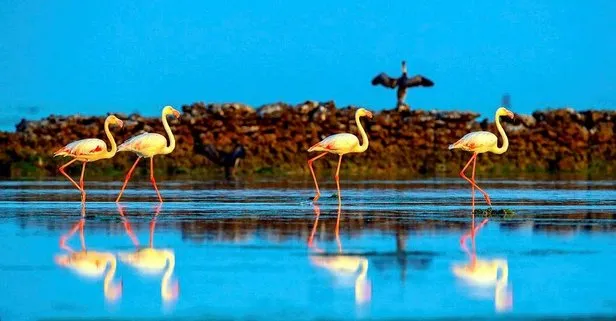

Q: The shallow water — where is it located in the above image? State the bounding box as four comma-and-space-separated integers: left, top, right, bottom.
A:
1, 178, 616, 320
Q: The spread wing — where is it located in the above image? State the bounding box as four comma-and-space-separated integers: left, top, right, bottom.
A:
371, 72, 397, 88
54, 138, 107, 157
225, 144, 246, 165
203, 144, 246, 167
403, 75, 434, 88
202, 144, 223, 166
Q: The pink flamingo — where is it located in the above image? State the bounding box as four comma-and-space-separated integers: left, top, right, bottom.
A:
117, 205, 179, 302
307, 108, 373, 203
116, 106, 181, 203
449, 107, 514, 208
54, 115, 124, 203
55, 206, 123, 302
453, 217, 513, 312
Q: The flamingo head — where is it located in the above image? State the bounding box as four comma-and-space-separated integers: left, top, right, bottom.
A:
105, 279, 123, 302
401, 60, 407, 74
497, 107, 514, 119
356, 108, 373, 119
163, 279, 180, 302
163, 105, 181, 119
54, 254, 70, 266
106, 115, 124, 128
355, 275, 372, 305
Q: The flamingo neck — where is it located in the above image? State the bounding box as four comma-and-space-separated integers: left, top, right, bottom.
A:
354, 111, 369, 153
357, 259, 368, 281
494, 261, 510, 310
103, 256, 117, 298
161, 251, 176, 300
103, 118, 117, 158
492, 111, 509, 155
161, 111, 176, 155
496, 261, 508, 287
354, 258, 370, 303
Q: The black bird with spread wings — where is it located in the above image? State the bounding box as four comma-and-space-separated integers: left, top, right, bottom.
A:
371, 61, 434, 110
202, 144, 246, 179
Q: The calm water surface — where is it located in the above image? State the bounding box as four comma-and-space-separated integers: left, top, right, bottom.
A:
1, 178, 616, 320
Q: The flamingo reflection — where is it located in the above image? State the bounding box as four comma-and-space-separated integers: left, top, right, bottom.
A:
54, 206, 123, 302
308, 203, 371, 305
117, 204, 179, 302
451, 217, 513, 312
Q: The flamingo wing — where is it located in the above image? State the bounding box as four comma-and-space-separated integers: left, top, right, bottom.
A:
403, 75, 434, 88
371, 72, 397, 88
308, 133, 359, 153
118, 132, 167, 154
54, 139, 107, 157
449, 131, 497, 152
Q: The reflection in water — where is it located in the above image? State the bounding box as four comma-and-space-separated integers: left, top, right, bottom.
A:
118, 204, 179, 302
452, 217, 513, 312
54, 206, 123, 302
308, 204, 372, 305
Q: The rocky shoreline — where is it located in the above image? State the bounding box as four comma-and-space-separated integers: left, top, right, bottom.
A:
1, 101, 615, 178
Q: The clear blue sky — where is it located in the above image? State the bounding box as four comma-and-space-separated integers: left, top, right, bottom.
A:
1, 0, 615, 129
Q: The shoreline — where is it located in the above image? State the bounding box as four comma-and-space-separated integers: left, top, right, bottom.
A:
1, 101, 615, 178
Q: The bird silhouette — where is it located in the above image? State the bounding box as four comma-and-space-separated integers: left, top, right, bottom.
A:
371, 61, 434, 110
202, 143, 246, 179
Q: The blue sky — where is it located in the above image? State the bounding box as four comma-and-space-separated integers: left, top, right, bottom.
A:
1, 1, 615, 129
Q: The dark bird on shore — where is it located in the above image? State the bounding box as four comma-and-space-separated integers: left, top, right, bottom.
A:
371, 61, 434, 110
202, 144, 246, 179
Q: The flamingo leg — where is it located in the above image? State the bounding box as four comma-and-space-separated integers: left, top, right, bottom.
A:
116, 157, 141, 203
59, 218, 84, 252
335, 202, 342, 243
149, 157, 163, 203
334, 154, 343, 204
79, 162, 87, 203
471, 154, 476, 214
118, 205, 140, 247
308, 205, 321, 247
59, 159, 82, 196
149, 217, 157, 248
308, 152, 328, 202
123, 219, 140, 248
79, 219, 86, 251
471, 154, 491, 206
460, 218, 489, 260
459, 153, 492, 206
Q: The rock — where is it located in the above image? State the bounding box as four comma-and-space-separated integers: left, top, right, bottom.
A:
1, 101, 615, 177
296, 100, 320, 114
257, 103, 288, 118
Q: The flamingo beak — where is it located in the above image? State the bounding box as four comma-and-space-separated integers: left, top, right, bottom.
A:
507, 111, 514, 119
366, 111, 373, 119
117, 119, 124, 128
173, 110, 181, 119
54, 255, 69, 266
105, 280, 123, 302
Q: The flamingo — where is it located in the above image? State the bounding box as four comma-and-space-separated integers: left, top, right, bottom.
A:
53, 115, 124, 203
308, 204, 371, 305
307, 108, 373, 203
449, 107, 514, 208
115, 106, 181, 203
451, 218, 513, 312
117, 205, 179, 302
54, 207, 123, 302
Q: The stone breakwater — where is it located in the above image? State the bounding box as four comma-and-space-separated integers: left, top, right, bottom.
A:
1, 101, 615, 178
